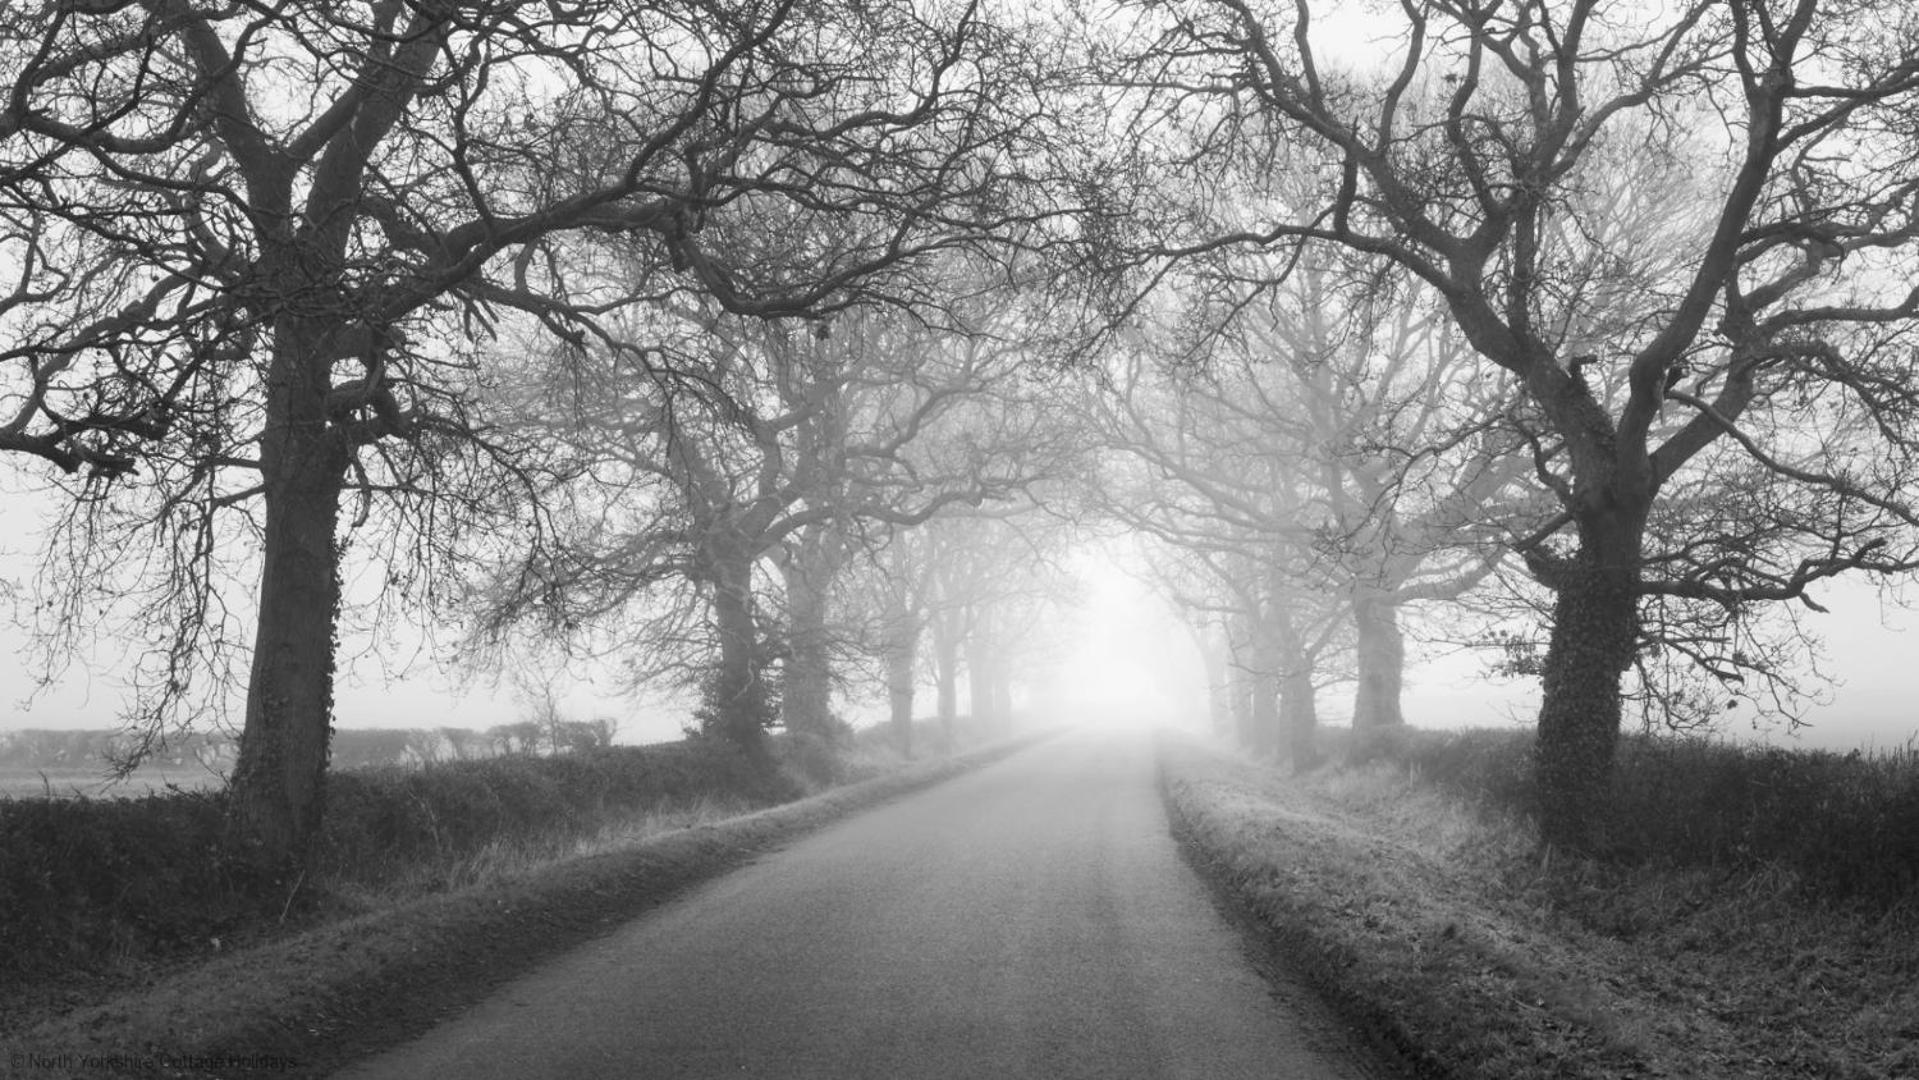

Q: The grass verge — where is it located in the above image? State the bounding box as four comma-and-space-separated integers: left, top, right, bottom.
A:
2, 729, 1043, 1080
1159, 731, 1919, 1080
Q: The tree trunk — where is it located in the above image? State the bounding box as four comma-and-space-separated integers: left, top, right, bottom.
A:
1245, 608, 1286, 759
780, 560, 837, 740
884, 615, 919, 758
1201, 626, 1232, 738
1226, 613, 1256, 752
1534, 520, 1641, 852
706, 542, 771, 758
1351, 591, 1406, 731
1249, 667, 1280, 759
228, 332, 349, 875
991, 667, 1013, 735
1277, 616, 1319, 771
967, 637, 996, 730
1279, 670, 1319, 770
931, 615, 960, 750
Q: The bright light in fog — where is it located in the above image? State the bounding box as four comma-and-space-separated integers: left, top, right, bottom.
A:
1037, 552, 1205, 730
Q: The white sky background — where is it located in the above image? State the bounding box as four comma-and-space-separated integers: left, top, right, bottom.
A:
4, 477, 1918, 750
0, 478, 672, 744
1041, 544, 1919, 752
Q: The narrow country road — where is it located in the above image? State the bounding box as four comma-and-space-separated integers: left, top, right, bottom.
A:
335, 729, 1382, 1080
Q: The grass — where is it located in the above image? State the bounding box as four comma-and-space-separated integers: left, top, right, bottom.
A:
321, 791, 754, 907
1161, 729, 1919, 1080
3, 721, 1051, 1080
0, 721, 954, 1026
3, 728, 1041, 1079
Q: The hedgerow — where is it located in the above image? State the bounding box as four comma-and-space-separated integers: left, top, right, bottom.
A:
1345, 726, 1919, 906
0, 733, 830, 986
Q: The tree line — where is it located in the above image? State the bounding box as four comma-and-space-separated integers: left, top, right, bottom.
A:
0, 721, 616, 774
5, 0, 1919, 868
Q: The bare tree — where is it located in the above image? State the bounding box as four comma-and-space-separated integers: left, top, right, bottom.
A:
482, 283, 1060, 757
1093, 374, 1344, 763
1123, 246, 1521, 735
1107, 0, 1919, 848
0, 0, 1076, 869
848, 524, 942, 756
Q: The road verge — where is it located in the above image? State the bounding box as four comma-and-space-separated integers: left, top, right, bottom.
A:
5, 734, 1047, 1080
1156, 731, 1919, 1080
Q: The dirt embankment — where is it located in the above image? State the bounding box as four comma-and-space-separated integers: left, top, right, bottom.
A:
4, 737, 1044, 1080
1159, 733, 1919, 1080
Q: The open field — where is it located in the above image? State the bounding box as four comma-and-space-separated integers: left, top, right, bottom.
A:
0, 766, 224, 800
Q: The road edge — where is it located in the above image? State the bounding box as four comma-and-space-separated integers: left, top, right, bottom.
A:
6, 733, 1052, 1080
1154, 730, 1440, 1080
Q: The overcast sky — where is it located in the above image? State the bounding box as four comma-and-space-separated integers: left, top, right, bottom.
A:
4, 478, 1916, 751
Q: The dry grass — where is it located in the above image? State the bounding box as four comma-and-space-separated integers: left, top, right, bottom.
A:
323, 792, 755, 908
3, 730, 1045, 1079
1161, 733, 1919, 1080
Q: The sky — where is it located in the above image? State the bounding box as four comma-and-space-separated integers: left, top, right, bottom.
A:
1043, 552, 1919, 752
4, 482, 1918, 752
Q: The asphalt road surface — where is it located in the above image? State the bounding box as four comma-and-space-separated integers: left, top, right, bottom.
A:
336, 729, 1381, 1080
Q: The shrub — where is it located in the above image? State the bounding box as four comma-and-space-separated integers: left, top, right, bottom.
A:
1341, 726, 1537, 813
313, 739, 796, 885
1605, 737, 1919, 900
776, 730, 849, 792
0, 789, 252, 980
1344, 725, 1919, 906
0, 734, 824, 987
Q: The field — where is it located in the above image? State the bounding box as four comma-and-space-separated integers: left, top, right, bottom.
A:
0, 765, 224, 800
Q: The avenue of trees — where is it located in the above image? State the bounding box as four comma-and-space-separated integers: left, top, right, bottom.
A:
1097, 0, 1919, 848
0, 0, 1086, 870
473, 274, 1085, 758
6, 0, 1919, 865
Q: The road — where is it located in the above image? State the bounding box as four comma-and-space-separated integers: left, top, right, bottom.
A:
336, 729, 1381, 1080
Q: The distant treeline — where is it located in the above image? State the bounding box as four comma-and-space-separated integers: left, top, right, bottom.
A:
0, 718, 619, 774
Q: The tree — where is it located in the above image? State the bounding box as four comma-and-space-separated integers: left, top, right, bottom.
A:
1092, 376, 1345, 763
853, 525, 942, 756
0, 0, 1074, 870
1109, 0, 1919, 848
483, 285, 1058, 756
1110, 246, 1519, 736
920, 506, 1080, 737
767, 297, 1078, 746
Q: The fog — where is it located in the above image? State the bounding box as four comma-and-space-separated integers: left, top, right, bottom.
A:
6, 510, 1918, 752
1010, 549, 1919, 752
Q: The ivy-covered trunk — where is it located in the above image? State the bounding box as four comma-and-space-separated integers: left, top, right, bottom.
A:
228, 328, 349, 875
1279, 669, 1318, 770
703, 538, 771, 759
1535, 514, 1642, 851
1351, 591, 1406, 731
